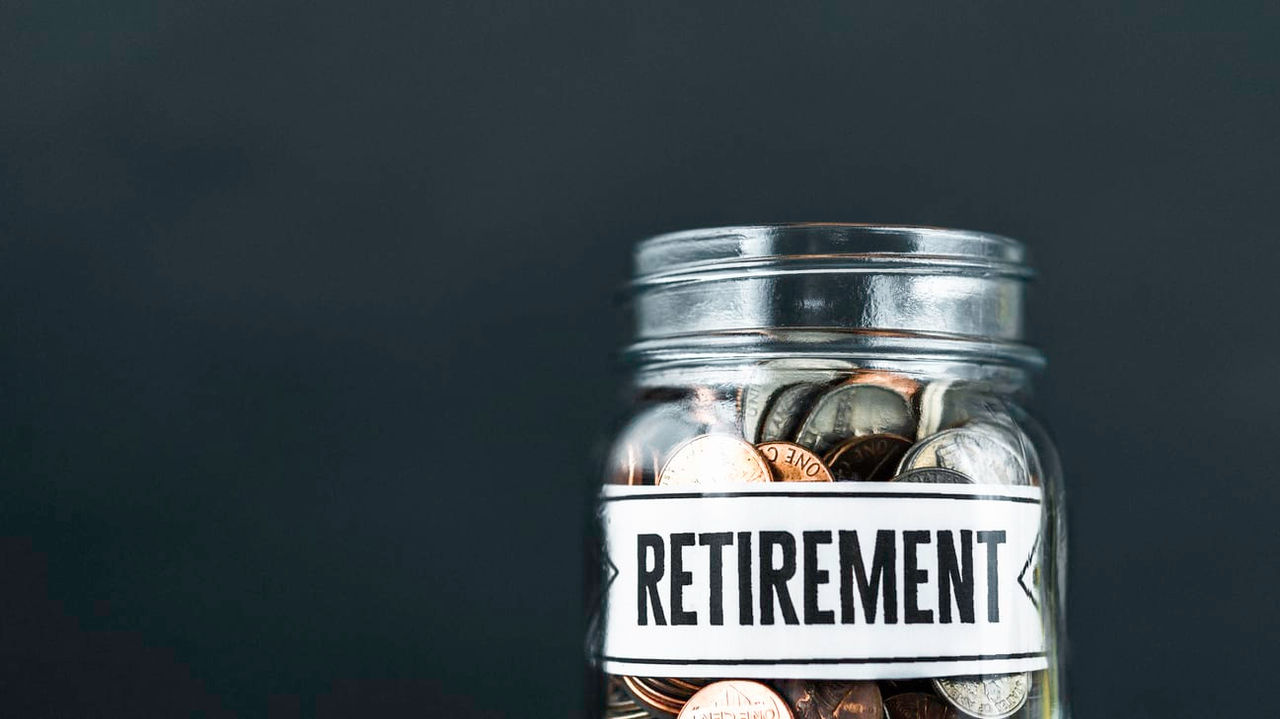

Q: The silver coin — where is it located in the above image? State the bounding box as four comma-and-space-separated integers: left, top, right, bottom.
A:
795, 383, 915, 457
932, 673, 1031, 719
899, 423, 1031, 486
893, 467, 973, 484
915, 380, 1007, 439
759, 383, 827, 443
740, 361, 850, 442
915, 382, 1044, 483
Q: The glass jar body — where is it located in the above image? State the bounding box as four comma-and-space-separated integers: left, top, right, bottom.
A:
589, 354, 1067, 719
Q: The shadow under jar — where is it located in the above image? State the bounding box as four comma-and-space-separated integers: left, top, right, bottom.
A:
589, 225, 1068, 719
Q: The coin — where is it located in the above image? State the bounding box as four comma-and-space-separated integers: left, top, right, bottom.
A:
620, 675, 683, 716
883, 692, 957, 719
759, 383, 830, 443
779, 680, 884, 719
932, 673, 1031, 719
796, 383, 915, 456
844, 369, 922, 403
899, 423, 1030, 486
757, 442, 834, 482
658, 434, 773, 486
914, 383, 1044, 483
740, 361, 849, 442
892, 467, 974, 484
607, 677, 653, 719
915, 380, 1006, 439
616, 404, 707, 485
823, 433, 912, 482
678, 680, 794, 719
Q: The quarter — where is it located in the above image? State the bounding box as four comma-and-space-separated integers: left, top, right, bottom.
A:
899, 423, 1031, 486
740, 360, 849, 442
758, 383, 830, 443
796, 383, 915, 456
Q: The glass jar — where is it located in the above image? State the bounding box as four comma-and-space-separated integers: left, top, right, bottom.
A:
589, 225, 1068, 719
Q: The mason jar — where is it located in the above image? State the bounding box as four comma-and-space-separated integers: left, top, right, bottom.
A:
588, 224, 1068, 719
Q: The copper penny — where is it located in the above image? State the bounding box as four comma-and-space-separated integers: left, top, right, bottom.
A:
678, 680, 794, 719
659, 435, 773, 486
756, 441, 834, 482
883, 692, 957, 719
779, 680, 883, 719
823, 433, 912, 481
620, 675, 683, 716
846, 369, 922, 402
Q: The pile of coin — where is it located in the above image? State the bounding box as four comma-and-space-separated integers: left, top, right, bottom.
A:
607, 675, 1042, 719
607, 369, 1050, 719
620, 371, 1041, 489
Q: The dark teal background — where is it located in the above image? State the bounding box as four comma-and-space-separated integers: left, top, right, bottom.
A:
2, 2, 1277, 717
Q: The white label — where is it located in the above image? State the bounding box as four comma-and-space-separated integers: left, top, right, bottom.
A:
598, 482, 1046, 679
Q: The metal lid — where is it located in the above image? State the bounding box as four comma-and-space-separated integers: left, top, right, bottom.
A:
627, 224, 1042, 368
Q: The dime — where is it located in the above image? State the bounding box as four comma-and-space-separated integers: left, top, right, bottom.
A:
823, 433, 912, 482
759, 383, 830, 443
883, 692, 957, 719
678, 680, 794, 719
899, 423, 1031, 486
779, 680, 884, 719
796, 383, 915, 457
757, 442, 834, 482
892, 467, 973, 484
740, 360, 849, 442
658, 435, 773, 486
932, 673, 1031, 719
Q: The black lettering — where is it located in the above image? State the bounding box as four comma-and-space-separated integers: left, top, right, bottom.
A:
637, 534, 666, 626
669, 533, 696, 625
977, 530, 1007, 622
737, 531, 753, 625
759, 531, 799, 625
904, 530, 933, 624
699, 532, 734, 626
838, 530, 897, 624
937, 530, 975, 624
802, 531, 834, 625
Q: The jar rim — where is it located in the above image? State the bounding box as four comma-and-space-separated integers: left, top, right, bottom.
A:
634, 223, 1030, 285
626, 223, 1043, 370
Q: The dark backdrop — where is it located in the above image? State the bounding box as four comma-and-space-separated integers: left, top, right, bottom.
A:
2, 2, 1277, 717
